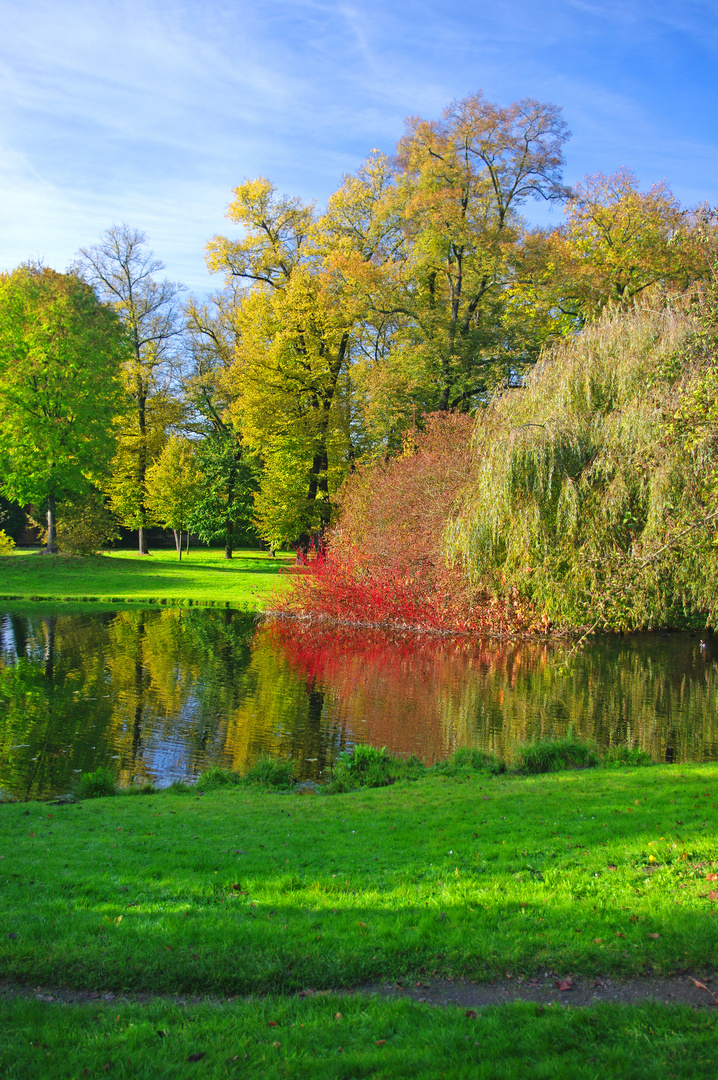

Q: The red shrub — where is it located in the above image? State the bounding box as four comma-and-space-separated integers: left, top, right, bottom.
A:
279, 412, 534, 634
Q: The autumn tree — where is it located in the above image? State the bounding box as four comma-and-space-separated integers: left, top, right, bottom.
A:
183, 289, 258, 557
75, 225, 184, 554
351, 95, 570, 427
305, 94, 571, 453
526, 169, 717, 324
206, 180, 354, 552
0, 265, 127, 552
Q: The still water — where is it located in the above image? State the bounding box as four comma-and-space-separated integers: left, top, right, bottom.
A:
1, 607, 718, 799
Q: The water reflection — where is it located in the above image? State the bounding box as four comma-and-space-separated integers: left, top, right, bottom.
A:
266, 622, 718, 765
1, 608, 717, 799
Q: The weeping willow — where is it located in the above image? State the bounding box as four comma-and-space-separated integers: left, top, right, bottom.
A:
446, 291, 718, 630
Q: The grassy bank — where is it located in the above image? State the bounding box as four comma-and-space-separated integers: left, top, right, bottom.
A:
0, 547, 293, 609
3, 764, 718, 992
2, 763, 718, 1076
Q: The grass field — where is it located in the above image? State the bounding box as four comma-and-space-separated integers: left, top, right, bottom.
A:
1, 764, 718, 1076
2, 995, 716, 1079
0, 547, 293, 609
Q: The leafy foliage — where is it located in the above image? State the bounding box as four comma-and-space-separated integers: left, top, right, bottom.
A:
0, 264, 128, 549
187, 433, 258, 551
447, 291, 718, 630
281, 412, 535, 632
74, 766, 118, 799
145, 436, 202, 557
0, 530, 15, 555
54, 493, 119, 556
524, 170, 716, 327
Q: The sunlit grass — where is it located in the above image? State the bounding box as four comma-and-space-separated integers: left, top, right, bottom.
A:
1, 766, 718, 994
0, 546, 294, 609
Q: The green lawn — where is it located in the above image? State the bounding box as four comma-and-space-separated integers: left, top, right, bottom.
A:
2, 763, 718, 1076
2, 764, 718, 989
2, 995, 716, 1079
0, 547, 294, 609
2, 764, 718, 1075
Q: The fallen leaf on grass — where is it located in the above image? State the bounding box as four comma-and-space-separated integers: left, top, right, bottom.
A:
616, 932, 626, 938
465, 1010, 478, 1019
593, 938, 603, 944
375, 1040, 386, 1046
708, 891, 718, 901
186, 1053, 206, 1062
555, 979, 574, 992
707, 873, 718, 881
647, 933, 660, 940
268, 1021, 277, 1027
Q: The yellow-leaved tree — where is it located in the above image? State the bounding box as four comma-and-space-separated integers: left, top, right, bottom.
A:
206, 180, 357, 552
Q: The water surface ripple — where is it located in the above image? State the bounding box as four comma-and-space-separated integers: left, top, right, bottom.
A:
1, 608, 716, 798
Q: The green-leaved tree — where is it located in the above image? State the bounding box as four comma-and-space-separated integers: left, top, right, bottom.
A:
0, 265, 128, 552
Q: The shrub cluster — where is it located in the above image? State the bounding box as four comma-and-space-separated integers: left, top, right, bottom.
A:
0, 529, 15, 555
68, 738, 655, 802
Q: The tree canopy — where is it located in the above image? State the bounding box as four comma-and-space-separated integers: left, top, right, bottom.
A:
0, 264, 128, 551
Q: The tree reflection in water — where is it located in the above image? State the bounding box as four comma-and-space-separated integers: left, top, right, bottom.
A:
1, 609, 718, 799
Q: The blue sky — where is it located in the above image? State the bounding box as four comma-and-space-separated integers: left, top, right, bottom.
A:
2, 0, 717, 295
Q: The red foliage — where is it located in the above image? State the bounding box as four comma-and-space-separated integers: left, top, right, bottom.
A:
259, 620, 556, 761
278, 412, 534, 634
281, 544, 530, 634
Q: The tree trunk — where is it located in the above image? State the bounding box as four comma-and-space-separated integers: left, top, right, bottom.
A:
45, 492, 58, 553
138, 524, 150, 556
185, 530, 190, 556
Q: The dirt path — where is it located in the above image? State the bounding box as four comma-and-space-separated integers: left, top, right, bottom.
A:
3, 973, 718, 1010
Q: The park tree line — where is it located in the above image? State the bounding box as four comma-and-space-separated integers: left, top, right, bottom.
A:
1, 90, 717, 588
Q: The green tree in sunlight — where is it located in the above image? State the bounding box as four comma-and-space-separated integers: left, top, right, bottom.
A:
145, 436, 202, 560
0, 264, 127, 552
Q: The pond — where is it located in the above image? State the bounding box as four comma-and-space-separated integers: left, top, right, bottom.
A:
1, 606, 718, 799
